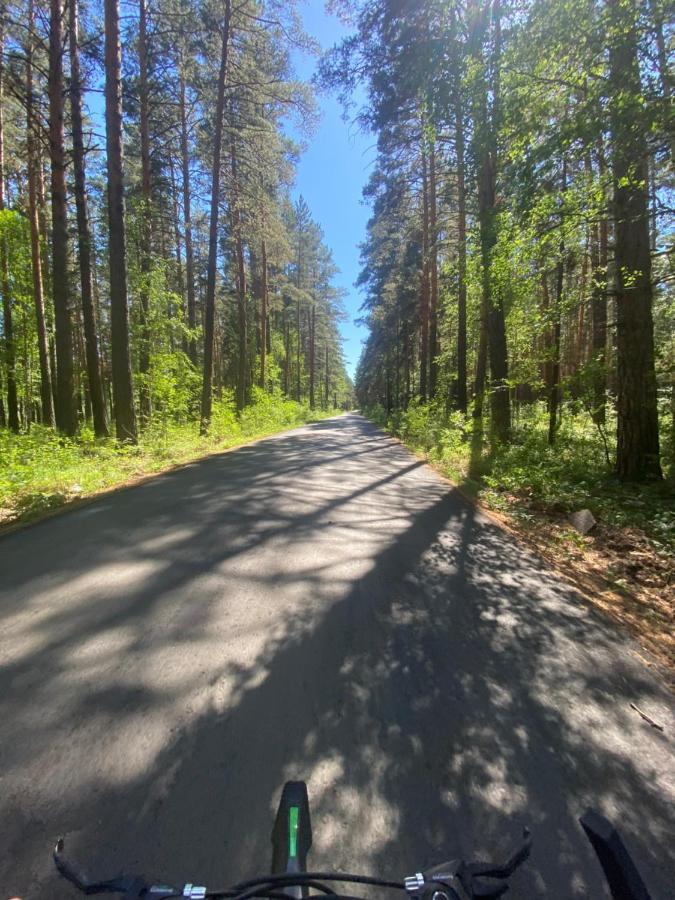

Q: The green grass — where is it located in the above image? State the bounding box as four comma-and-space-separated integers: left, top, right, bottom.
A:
368, 401, 674, 553
0, 390, 336, 526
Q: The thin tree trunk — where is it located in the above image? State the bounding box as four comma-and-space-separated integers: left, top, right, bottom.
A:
589, 146, 607, 426
309, 302, 315, 409
104, 0, 137, 441
200, 0, 231, 433
419, 143, 430, 402
609, 0, 661, 479
179, 66, 197, 365
284, 311, 290, 395
69, 0, 108, 436
27, 0, 54, 427
49, 0, 77, 434
168, 152, 185, 332
0, 15, 19, 431
477, 0, 509, 442
455, 85, 468, 413
473, 300, 488, 419
259, 237, 268, 389
296, 294, 301, 401
137, 0, 152, 424
324, 343, 329, 409
647, 0, 672, 160
548, 159, 566, 446
230, 139, 247, 413
428, 139, 439, 399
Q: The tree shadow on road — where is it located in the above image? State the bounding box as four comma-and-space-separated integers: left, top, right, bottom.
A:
1, 415, 673, 899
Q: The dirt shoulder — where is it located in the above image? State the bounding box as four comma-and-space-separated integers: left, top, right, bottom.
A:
396, 437, 675, 691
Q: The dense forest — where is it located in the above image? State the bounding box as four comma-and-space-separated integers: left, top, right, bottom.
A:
0, 0, 351, 451
323, 0, 673, 484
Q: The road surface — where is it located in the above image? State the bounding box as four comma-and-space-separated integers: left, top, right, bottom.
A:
1, 414, 673, 898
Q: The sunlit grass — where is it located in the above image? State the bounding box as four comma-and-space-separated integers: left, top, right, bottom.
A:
368, 401, 674, 552
0, 391, 336, 525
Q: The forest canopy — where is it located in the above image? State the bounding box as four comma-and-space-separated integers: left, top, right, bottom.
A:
0, 0, 352, 453
321, 0, 673, 484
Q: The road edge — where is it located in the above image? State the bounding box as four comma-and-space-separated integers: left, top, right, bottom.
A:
0, 413, 349, 541
355, 413, 674, 692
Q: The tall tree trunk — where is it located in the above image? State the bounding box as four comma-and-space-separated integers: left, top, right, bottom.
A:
69, 0, 108, 436
647, 0, 673, 160
259, 237, 268, 389
200, 0, 231, 433
428, 139, 439, 399
168, 153, 185, 333
283, 311, 290, 395
477, 0, 509, 442
179, 66, 197, 365
548, 159, 566, 446
104, 0, 137, 441
296, 294, 301, 401
589, 146, 607, 426
0, 368, 5, 426
419, 143, 430, 402
27, 0, 54, 427
0, 15, 19, 431
324, 343, 329, 409
309, 302, 316, 409
49, 0, 77, 434
137, 0, 152, 424
455, 84, 468, 414
230, 140, 247, 413
608, 0, 661, 479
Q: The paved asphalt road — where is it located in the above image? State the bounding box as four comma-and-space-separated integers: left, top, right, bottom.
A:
1, 413, 673, 899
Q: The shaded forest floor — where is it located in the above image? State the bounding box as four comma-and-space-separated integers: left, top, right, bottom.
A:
0, 393, 336, 532
367, 403, 674, 687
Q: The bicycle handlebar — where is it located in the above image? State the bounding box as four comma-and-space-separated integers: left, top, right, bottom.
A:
53, 830, 531, 900
52, 801, 651, 900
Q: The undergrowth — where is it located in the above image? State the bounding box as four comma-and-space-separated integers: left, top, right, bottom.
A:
0, 389, 334, 525
367, 401, 674, 553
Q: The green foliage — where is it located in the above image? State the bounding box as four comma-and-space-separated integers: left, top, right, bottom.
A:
366, 403, 674, 552
0, 393, 338, 526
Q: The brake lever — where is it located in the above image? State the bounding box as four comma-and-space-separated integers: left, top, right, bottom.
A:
466, 828, 532, 880
405, 828, 531, 900
53, 838, 148, 897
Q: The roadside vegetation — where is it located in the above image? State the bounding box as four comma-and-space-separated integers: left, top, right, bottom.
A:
322, 0, 674, 679
367, 401, 674, 679
0, 391, 336, 527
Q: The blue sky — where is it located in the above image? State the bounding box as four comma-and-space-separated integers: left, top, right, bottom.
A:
288, 2, 374, 380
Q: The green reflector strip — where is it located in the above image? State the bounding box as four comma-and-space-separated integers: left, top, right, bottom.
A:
289, 805, 299, 858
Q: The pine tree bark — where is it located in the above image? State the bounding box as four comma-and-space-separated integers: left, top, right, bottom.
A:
589, 145, 607, 426
477, 0, 509, 442
230, 140, 247, 413
104, 0, 137, 441
608, 0, 661, 479
179, 66, 197, 365
548, 159, 566, 446
455, 87, 468, 413
259, 237, 268, 389
200, 0, 231, 433
309, 302, 316, 409
324, 343, 329, 409
69, 0, 108, 436
419, 143, 430, 402
138, 0, 152, 424
27, 0, 54, 427
0, 15, 19, 431
428, 140, 439, 399
49, 0, 77, 434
